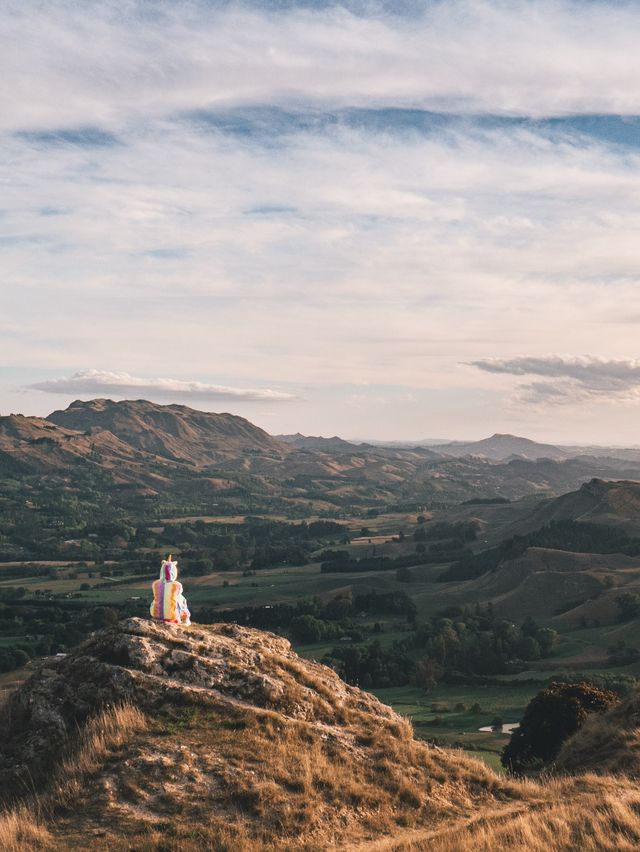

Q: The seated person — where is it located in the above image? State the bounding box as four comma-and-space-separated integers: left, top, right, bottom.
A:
150, 555, 191, 626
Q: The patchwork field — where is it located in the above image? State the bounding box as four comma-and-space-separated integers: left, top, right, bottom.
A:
2, 499, 640, 772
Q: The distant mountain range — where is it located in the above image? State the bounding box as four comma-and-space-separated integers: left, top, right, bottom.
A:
282, 430, 640, 463
3, 399, 640, 512
428, 433, 571, 461
275, 433, 376, 453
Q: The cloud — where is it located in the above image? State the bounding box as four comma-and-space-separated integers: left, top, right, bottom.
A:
15, 127, 120, 147
27, 370, 298, 403
5, 0, 640, 443
469, 357, 640, 405
4, 115, 640, 391
4, 0, 640, 133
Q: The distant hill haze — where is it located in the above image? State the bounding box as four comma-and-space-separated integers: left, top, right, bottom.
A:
276, 433, 377, 453
1, 399, 640, 505
429, 433, 571, 461
278, 431, 569, 460
283, 431, 640, 464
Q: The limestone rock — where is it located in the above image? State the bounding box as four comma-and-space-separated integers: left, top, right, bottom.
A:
0, 617, 398, 800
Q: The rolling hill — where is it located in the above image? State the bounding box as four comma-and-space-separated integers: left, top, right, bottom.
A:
3, 618, 640, 851
48, 398, 288, 465
430, 433, 570, 461
508, 478, 640, 537
1, 400, 640, 517
428, 480, 640, 628
275, 433, 374, 453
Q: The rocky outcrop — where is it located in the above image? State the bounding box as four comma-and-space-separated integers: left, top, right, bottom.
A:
2, 622, 640, 849
0, 617, 399, 801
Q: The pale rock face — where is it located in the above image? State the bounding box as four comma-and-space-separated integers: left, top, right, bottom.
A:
0, 617, 400, 800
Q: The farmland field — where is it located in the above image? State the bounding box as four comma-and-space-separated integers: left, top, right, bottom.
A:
1, 505, 639, 770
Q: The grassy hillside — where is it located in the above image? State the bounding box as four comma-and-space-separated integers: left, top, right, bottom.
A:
1, 619, 640, 850
0, 618, 524, 850
555, 686, 640, 776
4, 402, 640, 538
508, 478, 640, 536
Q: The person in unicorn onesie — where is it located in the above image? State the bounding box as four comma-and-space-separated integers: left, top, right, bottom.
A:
150, 555, 191, 626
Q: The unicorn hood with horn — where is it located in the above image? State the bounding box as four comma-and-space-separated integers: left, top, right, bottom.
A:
150, 555, 191, 626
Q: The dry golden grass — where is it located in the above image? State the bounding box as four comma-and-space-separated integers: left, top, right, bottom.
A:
556, 688, 640, 777
0, 703, 147, 852
415, 778, 640, 852
52, 703, 148, 804
0, 698, 522, 851
3, 699, 640, 851
0, 805, 51, 852
3, 614, 640, 852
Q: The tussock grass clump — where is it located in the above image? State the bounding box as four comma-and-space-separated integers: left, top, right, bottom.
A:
556, 688, 640, 777
423, 780, 640, 852
54, 703, 148, 804
0, 805, 51, 852
0, 697, 523, 851
0, 703, 147, 852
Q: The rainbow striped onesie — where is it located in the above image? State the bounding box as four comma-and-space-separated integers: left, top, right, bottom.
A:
150, 557, 191, 625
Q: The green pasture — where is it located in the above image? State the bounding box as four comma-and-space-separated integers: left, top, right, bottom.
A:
297, 628, 413, 662
372, 683, 541, 772
78, 561, 418, 610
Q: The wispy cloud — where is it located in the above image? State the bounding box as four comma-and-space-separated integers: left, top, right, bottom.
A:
4, 1, 640, 442
4, 1, 640, 129
469, 356, 640, 405
27, 370, 298, 403
15, 127, 120, 147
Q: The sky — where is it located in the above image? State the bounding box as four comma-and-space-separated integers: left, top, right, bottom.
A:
3, 0, 640, 443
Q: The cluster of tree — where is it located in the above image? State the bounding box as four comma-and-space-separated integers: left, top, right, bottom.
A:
412, 608, 557, 678
501, 681, 619, 774
0, 646, 33, 672
196, 590, 417, 637
0, 474, 123, 562
250, 544, 310, 570
293, 605, 560, 690
607, 639, 640, 666
139, 517, 349, 574
288, 615, 352, 644
0, 563, 55, 581
320, 552, 431, 574
197, 593, 561, 690
0, 597, 121, 671
615, 591, 640, 622
0, 469, 349, 567
0, 456, 348, 554
440, 519, 640, 582
353, 590, 418, 617
322, 640, 415, 689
